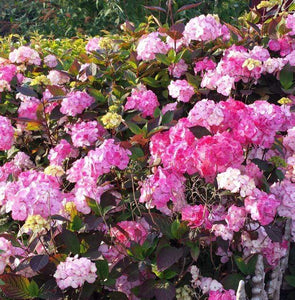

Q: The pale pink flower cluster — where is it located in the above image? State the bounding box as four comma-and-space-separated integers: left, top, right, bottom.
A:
125, 84, 160, 117
0, 237, 14, 274
68, 120, 106, 147
44, 54, 58, 68
115, 275, 141, 300
184, 14, 230, 43
217, 167, 255, 197
47, 70, 70, 85
286, 14, 295, 36
0, 64, 17, 83
181, 204, 209, 228
4, 170, 63, 221
225, 205, 246, 232
139, 167, 186, 215
48, 139, 78, 166
9, 46, 41, 65
168, 59, 188, 78
136, 32, 170, 61
67, 139, 130, 184
168, 79, 194, 102
244, 188, 280, 226
286, 50, 295, 66
241, 225, 288, 266
0, 116, 14, 150
60, 91, 94, 116
54, 256, 97, 289
85, 37, 102, 52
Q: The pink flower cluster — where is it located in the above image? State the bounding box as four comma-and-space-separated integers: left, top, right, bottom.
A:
168, 79, 194, 102
125, 84, 159, 117
85, 37, 102, 52
47, 70, 70, 85
184, 14, 230, 43
181, 204, 209, 228
139, 167, 186, 215
286, 14, 295, 36
4, 170, 63, 221
60, 91, 94, 116
48, 139, 78, 166
0, 116, 14, 150
136, 32, 170, 61
68, 120, 106, 147
9, 46, 41, 65
67, 139, 130, 184
44, 54, 58, 68
168, 59, 188, 78
0, 237, 14, 274
54, 256, 97, 289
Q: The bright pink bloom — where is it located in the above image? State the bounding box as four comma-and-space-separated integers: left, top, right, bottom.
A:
286, 14, 295, 36
181, 205, 208, 228
209, 289, 236, 300
0, 238, 14, 274
245, 189, 280, 225
86, 37, 102, 52
0, 116, 14, 150
225, 205, 246, 232
68, 120, 106, 147
168, 59, 188, 78
125, 84, 159, 117
48, 139, 78, 166
60, 91, 94, 116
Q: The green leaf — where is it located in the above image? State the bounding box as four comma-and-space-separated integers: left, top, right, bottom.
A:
86, 196, 100, 215
70, 215, 84, 231
162, 110, 174, 125
0, 274, 31, 299
155, 53, 171, 66
222, 273, 244, 291
96, 260, 109, 280
61, 230, 80, 254
126, 121, 143, 135
28, 280, 39, 297
88, 88, 106, 103
130, 146, 145, 160
234, 255, 257, 275
124, 70, 137, 85
142, 77, 161, 88
190, 244, 200, 261
280, 65, 294, 90
286, 275, 295, 287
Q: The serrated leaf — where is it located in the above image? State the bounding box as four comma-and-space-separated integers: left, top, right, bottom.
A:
96, 259, 109, 280
30, 255, 49, 272
157, 246, 183, 271
28, 280, 39, 297
61, 230, 80, 254
280, 66, 294, 90
16, 86, 38, 98
142, 77, 161, 88
155, 53, 171, 66
162, 110, 174, 125
126, 121, 143, 135
189, 125, 212, 139
0, 274, 31, 299
88, 88, 106, 103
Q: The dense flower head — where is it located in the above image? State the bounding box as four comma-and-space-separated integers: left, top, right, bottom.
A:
9, 46, 41, 65
0, 237, 14, 274
0, 116, 14, 150
54, 256, 97, 289
139, 167, 186, 215
184, 14, 229, 43
209, 289, 236, 300
168, 59, 188, 78
47, 70, 70, 85
16, 93, 40, 120
194, 57, 216, 74
244, 188, 280, 225
5, 170, 63, 221
60, 91, 94, 116
85, 37, 102, 52
68, 120, 106, 147
168, 79, 194, 102
44, 54, 58, 68
181, 204, 209, 228
286, 14, 295, 36
193, 132, 244, 183
0, 64, 17, 83
67, 139, 130, 184
48, 139, 78, 166
225, 205, 246, 232
110, 219, 149, 248
124, 84, 159, 117
137, 32, 170, 61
